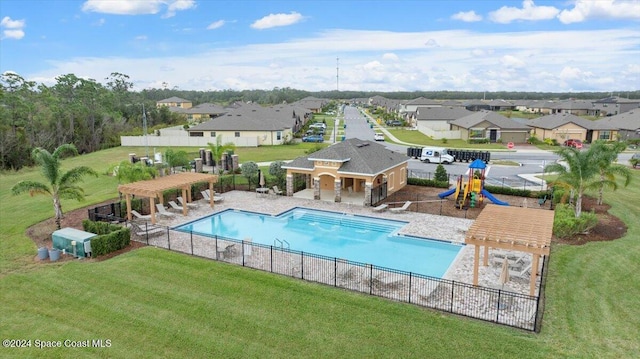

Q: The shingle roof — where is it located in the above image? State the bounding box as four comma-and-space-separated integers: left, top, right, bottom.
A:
527, 113, 615, 130
187, 103, 308, 132
415, 107, 472, 121
157, 96, 190, 103
449, 110, 530, 130
185, 103, 227, 115
283, 138, 408, 176
594, 110, 640, 130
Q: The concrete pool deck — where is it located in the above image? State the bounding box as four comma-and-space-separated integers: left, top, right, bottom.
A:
149, 190, 541, 297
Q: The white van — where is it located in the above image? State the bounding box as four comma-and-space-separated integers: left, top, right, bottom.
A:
420, 147, 454, 164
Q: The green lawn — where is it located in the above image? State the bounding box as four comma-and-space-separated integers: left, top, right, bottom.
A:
387, 129, 507, 149
1, 149, 639, 358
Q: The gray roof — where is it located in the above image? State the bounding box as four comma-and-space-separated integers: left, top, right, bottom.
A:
415, 107, 472, 121
449, 110, 530, 130
527, 113, 616, 130
594, 110, 640, 130
185, 103, 227, 115
283, 138, 408, 176
188, 103, 308, 132
405, 97, 441, 106
549, 100, 594, 110
157, 96, 191, 103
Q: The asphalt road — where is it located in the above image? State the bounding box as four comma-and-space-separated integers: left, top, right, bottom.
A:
340, 105, 637, 189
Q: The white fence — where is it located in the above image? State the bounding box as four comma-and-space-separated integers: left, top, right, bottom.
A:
120, 135, 259, 147
418, 127, 461, 140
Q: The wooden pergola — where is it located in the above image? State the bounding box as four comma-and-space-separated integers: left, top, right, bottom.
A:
118, 172, 218, 224
465, 205, 555, 296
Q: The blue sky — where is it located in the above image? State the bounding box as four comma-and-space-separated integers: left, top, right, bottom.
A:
1, 0, 639, 92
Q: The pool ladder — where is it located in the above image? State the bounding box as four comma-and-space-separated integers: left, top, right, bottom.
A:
274, 238, 290, 250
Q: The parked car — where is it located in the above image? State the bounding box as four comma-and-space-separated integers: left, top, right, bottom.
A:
302, 135, 324, 143
306, 128, 324, 136
309, 122, 326, 129
563, 139, 583, 149
386, 120, 403, 126
374, 133, 385, 141
631, 153, 640, 169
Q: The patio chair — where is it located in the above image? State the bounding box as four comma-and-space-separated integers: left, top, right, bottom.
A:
131, 210, 151, 220
372, 203, 388, 212
390, 201, 411, 213
168, 200, 183, 211
272, 185, 283, 195
509, 263, 533, 281
213, 194, 224, 203
177, 196, 197, 208
155, 204, 176, 217
201, 190, 211, 201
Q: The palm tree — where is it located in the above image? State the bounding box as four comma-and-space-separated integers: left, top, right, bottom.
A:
590, 140, 632, 205
207, 136, 236, 174
544, 146, 599, 218
11, 144, 98, 229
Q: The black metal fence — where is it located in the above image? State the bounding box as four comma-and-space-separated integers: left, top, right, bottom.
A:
408, 169, 543, 191
370, 182, 388, 205
127, 222, 542, 332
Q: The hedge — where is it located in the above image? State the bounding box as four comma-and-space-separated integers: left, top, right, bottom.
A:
82, 220, 131, 257
483, 184, 536, 198
553, 204, 598, 239
407, 178, 450, 188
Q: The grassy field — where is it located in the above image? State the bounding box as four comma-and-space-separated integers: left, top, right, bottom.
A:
387, 129, 507, 149
1, 148, 639, 358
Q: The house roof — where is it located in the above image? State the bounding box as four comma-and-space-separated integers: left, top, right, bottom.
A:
549, 100, 594, 110
187, 103, 308, 132
283, 138, 408, 176
415, 107, 472, 121
593, 96, 640, 105
449, 110, 530, 130
185, 103, 227, 115
527, 113, 617, 130
594, 110, 640, 131
157, 96, 191, 104
405, 97, 441, 106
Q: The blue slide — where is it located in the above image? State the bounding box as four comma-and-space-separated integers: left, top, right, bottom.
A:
438, 188, 456, 199
480, 189, 509, 206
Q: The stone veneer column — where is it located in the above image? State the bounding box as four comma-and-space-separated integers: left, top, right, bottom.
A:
313, 177, 321, 200
364, 182, 372, 206
334, 179, 342, 202
286, 174, 293, 196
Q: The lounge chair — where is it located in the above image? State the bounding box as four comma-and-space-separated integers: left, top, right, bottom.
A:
168, 200, 183, 211
177, 196, 197, 208
372, 203, 388, 212
390, 201, 412, 213
213, 194, 224, 203
272, 186, 283, 195
155, 204, 175, 217
509, 263, 533, 281
131, 210, 151, 220
201, 190, 211, 201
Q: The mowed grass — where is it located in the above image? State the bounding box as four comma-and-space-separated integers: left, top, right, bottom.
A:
1, 148, 639, 358
386, 129, 507, 149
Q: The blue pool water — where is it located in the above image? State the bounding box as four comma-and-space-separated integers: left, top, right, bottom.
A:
174, 207, 463, 278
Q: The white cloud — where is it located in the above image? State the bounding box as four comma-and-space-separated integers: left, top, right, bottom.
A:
81, 0, 195, 18
1, 16, 26, 40
489, 0, 560, 24
501, 55, 526, 68
92, 18, 106, 26
451, 11, 482, 22
250, 12, 304, 30
558, 0, 640, 24
207, 20, 225, 30
135, 35, 148, 40
24, 28, 640, 92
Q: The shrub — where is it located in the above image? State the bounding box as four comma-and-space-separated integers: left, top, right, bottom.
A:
483, 184, 533, 198
434, 164, 449, 183
407, 178, 450, 188
82, 220, 131, 256
553, 204, 598, 239
441, 138, 448, 144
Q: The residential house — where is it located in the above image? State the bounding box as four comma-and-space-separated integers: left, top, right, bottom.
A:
463, 100, 491, 112
282, 138, 408, 205
293, 96, 328, 113
594, 110, 640, 140
527, 113, 619, 143
449, 110, 530, 143
183, 103, 227, 123
398, 97, 442, 114
156, 96, 193, 110
486, 99, 515, 112
411, 107, 472, 136
186, 103, 311, 146
549, 100, 598, 116
592, 97, 640, 117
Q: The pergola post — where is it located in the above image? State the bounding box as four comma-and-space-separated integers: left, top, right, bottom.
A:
149, 196, 157, 224
181, 188, 188, 216
125, 194, 132, 221
473, 244, 480, 286
530, 253, 541, 296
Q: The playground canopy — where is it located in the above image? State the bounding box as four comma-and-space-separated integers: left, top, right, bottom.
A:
118, 172, 218, 224
464, 204, 554, 296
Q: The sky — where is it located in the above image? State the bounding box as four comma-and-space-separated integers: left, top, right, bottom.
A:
1, 0, 639, 93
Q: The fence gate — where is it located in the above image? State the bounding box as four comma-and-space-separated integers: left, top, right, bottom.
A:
370, 182, 387, 205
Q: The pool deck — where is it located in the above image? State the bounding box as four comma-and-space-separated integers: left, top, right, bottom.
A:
153, 190, 541, 297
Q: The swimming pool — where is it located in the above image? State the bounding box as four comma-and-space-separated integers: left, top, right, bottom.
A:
174, 207, 463, 278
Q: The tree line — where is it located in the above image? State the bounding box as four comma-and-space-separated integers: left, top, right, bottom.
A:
2, 71, 638, 171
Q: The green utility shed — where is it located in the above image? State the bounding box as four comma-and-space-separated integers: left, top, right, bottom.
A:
52, 227, 96, 258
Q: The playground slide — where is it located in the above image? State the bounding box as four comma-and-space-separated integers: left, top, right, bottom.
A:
438, 188, 456, 199
480, 189, 509, 206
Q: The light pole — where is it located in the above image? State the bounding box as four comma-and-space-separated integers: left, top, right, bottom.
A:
142, 104, 149, 159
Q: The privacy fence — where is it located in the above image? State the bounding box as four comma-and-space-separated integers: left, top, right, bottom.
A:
123, 220, 546, 332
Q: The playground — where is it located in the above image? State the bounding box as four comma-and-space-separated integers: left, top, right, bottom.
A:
438, 159, 509, 209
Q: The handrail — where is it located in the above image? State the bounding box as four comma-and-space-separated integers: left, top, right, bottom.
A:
274, 238, 283, 248
282, 239, 290, 249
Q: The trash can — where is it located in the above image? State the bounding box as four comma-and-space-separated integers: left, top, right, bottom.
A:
37, 247, 48, 260
49, 248, 61, 262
